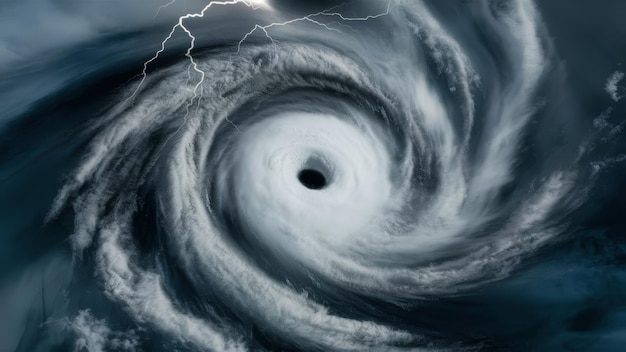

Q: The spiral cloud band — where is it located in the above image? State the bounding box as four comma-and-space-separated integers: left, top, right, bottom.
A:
4, 0, 624, 351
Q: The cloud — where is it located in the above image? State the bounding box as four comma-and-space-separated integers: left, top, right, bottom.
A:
605, 70, 624, 102
64, 310, 139, 352
0, 0, 214, 67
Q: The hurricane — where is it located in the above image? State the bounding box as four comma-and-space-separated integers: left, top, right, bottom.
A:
2, 0, 626, 351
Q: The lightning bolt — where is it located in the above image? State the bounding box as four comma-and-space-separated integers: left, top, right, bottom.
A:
127, 0, 394, 127
236, 1, 393, 52
153, 0, 178, 23
238, 1, 394, 52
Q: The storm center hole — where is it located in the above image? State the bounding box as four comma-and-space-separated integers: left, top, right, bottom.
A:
298, 169, 327, 190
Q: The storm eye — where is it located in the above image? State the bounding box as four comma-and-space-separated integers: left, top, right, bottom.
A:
298, 168, 327, 190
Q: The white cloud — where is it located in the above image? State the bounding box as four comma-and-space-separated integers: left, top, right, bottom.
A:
64, 310, 139, 352
605, 70, 624, 102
